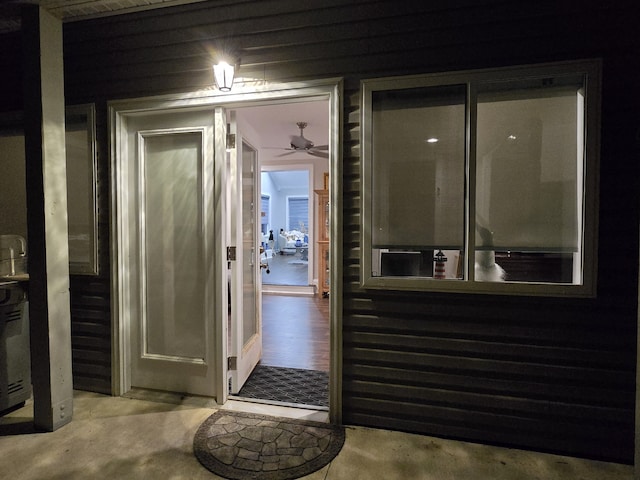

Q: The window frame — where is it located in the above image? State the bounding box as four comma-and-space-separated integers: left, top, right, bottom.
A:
361, 59, 601, 297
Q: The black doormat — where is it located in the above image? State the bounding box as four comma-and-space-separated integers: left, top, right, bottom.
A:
237, 365, 328, 407
194, 410, 345, 480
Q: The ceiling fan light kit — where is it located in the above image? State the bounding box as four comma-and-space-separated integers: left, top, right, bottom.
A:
278, 121, 328, 158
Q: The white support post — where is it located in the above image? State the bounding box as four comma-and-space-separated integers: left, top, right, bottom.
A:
22, 4, 74, 431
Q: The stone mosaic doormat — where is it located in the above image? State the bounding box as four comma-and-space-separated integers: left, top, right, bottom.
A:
194, 410, 345, 480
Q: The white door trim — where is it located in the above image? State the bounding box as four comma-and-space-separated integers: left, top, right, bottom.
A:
109, 78, 343, 420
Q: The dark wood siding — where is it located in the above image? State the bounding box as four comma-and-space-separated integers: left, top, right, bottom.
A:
1, 0, 638, 463
69, 276, 111, 394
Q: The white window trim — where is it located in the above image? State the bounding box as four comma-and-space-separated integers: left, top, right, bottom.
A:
361, 59, 601, 297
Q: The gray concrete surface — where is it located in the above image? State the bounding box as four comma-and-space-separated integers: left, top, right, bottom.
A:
0, 391, 633, 480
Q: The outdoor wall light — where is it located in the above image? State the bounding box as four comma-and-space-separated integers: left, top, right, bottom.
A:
213, 61, 235, 92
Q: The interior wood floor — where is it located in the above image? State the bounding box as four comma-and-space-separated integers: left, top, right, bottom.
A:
260, 293, 330, 372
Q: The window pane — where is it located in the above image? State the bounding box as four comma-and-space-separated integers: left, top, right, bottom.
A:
371, 84, 466, 278
475, 77, 584, 283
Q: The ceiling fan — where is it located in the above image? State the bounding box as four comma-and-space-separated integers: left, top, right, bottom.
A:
274, 122, 328, 158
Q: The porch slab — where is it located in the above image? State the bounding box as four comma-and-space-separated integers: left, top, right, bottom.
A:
0, 391, 632, 480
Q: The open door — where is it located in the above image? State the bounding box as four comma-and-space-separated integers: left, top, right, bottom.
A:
225, 109, 262, 394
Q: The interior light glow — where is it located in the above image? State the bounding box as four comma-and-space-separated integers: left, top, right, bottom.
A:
426, 138, 439, 143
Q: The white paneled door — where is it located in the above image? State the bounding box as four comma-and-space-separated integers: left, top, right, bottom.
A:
125, 109, 217, 397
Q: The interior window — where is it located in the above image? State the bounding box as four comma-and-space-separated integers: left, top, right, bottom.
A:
261, 194, 270, 235
361, 60, 600, 296
287, 196, 309, 233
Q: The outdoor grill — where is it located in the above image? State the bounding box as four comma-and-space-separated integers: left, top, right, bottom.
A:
0, 235, 31, 413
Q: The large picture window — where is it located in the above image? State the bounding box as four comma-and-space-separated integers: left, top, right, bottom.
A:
361, 60, 600, 296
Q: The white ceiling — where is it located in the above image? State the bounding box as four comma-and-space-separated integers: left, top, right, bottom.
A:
264, 170, 309, 191
237, 100, 329, 153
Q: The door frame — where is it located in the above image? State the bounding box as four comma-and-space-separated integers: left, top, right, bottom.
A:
109, 77, 343, 422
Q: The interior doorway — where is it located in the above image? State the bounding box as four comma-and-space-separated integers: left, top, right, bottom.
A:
261, 167, 312, 290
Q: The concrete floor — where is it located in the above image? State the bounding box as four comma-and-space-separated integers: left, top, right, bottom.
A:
0, 391, 633, 480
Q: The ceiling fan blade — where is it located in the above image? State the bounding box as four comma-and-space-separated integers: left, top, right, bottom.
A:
276, 150, 297, 157
307, 150, 329, 158
312, 144, 329, 150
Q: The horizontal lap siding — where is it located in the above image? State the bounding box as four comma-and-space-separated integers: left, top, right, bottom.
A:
342, 296, 635, 460
2, 0, 634, 463
69, 277, 111, 394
